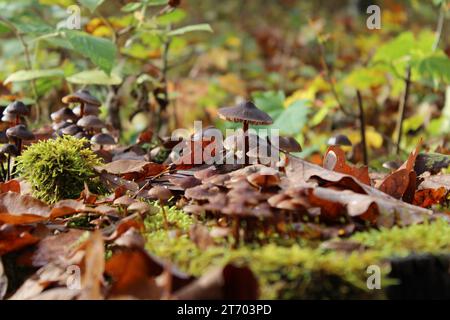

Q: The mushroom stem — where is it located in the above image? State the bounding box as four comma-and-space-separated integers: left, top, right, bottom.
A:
6, 154, 10, 181
232, 216, 240, 248
17, 139, 22, 155
0, 163, 5, 182
160, 201, 169, 230
243, 121, 249, 165
80, 102, 85, 118
15, 115, 19, 125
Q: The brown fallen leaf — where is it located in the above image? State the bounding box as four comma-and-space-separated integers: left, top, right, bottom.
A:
95, 159, 167, 180
173, 264, 259, 300
0, 192, 51, 224
105, 248, 163, 299
0, 180, 20, 194
78, 231, 104, 300
0, 224, 40, 255
379, 143, 421, 202
323, 146, 370, 185
310, 187, 431, 227
30, 229, 87, 267
419, 174, 450, 191
413, 187, 447, 208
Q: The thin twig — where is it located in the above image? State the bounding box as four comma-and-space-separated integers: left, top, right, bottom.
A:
356, 90, 368, 165
395, 66, 412, 155
432, 2, 446, 51
0, 16, 42, 121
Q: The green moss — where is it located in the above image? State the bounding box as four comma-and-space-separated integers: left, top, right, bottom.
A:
144, 207, 450, 299
16, 136, 103, 204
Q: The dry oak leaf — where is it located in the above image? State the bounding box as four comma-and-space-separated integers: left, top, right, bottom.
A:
311, 187, 431, 227
0, 180, 20, 193
105, 248, 164, 299
95, 160, 167, 180
419, 174, 450, 191
78, 231, 104, 300
378, 143, 421, 202
323, 146, 370, 185
0, 224, 40, 256
413, 187, 448, 208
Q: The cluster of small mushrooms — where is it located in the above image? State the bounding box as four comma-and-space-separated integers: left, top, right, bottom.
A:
52, 89, 116, 150
0, 101, 35, 181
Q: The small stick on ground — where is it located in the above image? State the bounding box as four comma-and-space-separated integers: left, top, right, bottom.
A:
356, 90, 368, 165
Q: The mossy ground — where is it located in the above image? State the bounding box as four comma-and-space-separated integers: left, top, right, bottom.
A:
144, 206, 450, 299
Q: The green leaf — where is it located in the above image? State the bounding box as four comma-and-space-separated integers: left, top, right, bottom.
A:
66, 69, 122, 85
167, 24, 213, 36
8, 15, 54, 34
415, 54, 450, 83
272, 100, 310, 135
121, 2, 142, 12
78, 0, 104, 13
144, 0, 168, 6
4, 69, 64, 84
65, 30, 117, 74
252, 91, 285, 120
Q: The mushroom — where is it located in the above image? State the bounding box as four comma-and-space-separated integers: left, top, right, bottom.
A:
0, 130, 8, 144
277, 136, 302, 153
90, 133, 116, 150
6, 124, 35, 154
62, 89, 101, 118
4, 101, 29, 125
77, 115, 104, 135
50, 107, 78, 123
61, 124, 82, 136
218, 101, 273, 164
382, 160, 402, 171
327, 134, 352, 147
113, 195, 137, 216
147, 186, 173, 230
0, 143, 19, 180
73, 103, 100, 117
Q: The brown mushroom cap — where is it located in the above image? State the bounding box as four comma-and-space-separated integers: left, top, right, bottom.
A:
52, 121, 71, 131
278, 136, 302, 153
4, 101, 29, 115
327, 134, 352, 147
91, 133, 115, 146
61, 124, 82, 136
113, 195, 136, 207
74, 131, 90, 139
73, 103, 100, 117
62, 89, 101, 106
218, 101, 273, 125
6, 124, 35, 141
77, 115, 104, 129
147, 186, 173, 201
0, 143, 19, 156
51, 107, 78, 123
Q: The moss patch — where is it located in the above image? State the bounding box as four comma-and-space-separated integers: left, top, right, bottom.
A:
16, 135, 103, 204
144, 206, 450, 299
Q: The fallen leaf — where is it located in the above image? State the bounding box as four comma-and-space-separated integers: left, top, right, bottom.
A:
78, 231, 104, 300
0, 180, 20, 194
0, 225, 40, 255
323, 146, 370, 185
173, 264, 259, 300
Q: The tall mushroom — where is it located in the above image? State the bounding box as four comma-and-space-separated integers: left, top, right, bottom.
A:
0, 143, 18, 180
6, 124, 35, 154
51, 107, 78, 124
218, 101, 273, 165
62, 89, 101, 118
4, 101, 29, 125
147, 186, 172, 230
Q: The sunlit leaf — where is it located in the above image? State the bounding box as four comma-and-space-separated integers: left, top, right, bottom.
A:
66, 69, 122, 85
167, 24, 213, 36
4, 69, 64, 84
